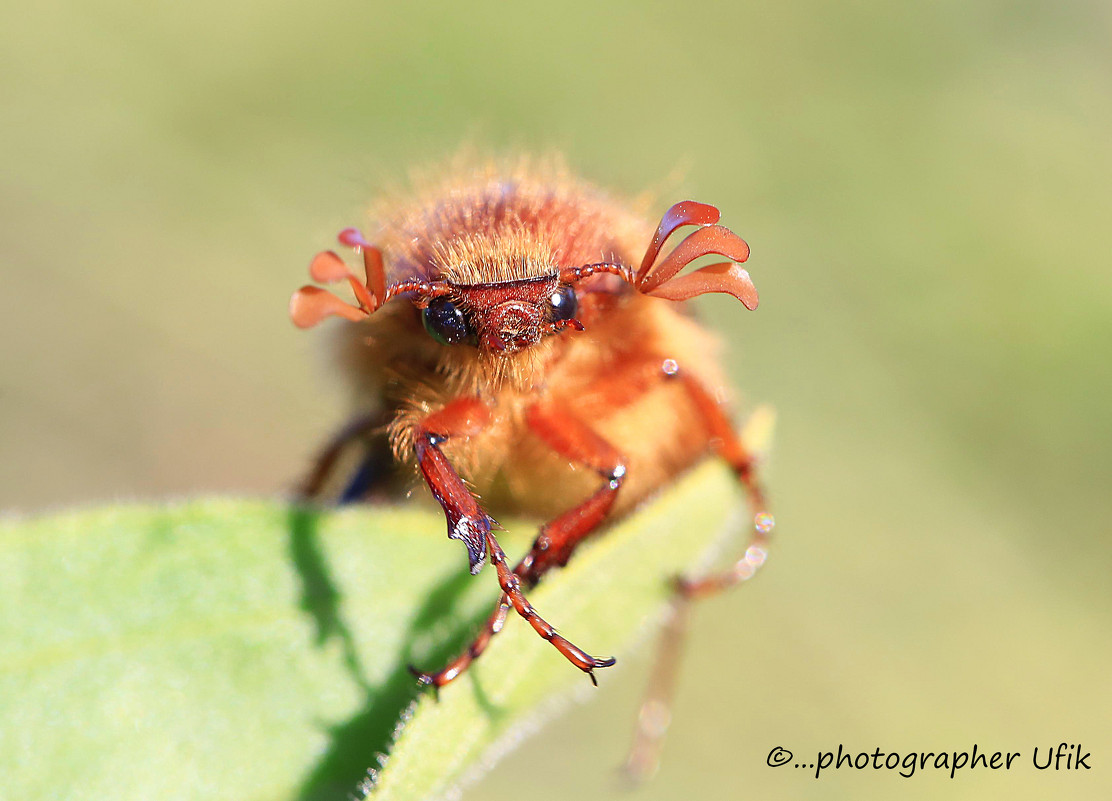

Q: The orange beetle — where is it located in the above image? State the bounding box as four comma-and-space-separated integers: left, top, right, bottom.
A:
290, 160, 773, 701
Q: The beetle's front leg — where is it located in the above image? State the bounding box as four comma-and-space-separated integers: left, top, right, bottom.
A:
411, 397, 617, 688
414, 398, 494, 574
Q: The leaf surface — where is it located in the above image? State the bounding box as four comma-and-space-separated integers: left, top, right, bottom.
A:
0, 461, 744, 801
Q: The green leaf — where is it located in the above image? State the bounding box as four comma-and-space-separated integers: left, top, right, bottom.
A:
1, 461, 746, 801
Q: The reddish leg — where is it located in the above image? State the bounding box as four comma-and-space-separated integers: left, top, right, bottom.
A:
521, 404, 628, 580
623, 597, 691, 782
414, 403, 628, 688
295, 413, 381, 501
625, 367, 774, 781
415, 599, 512, 689
411, 399, 617, 687
673, 371, 774, 596
484, 527, 617, 685
413, 398, 495, 573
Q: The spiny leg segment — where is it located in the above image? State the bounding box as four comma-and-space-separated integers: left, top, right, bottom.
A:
409, 398, 617, 688
412, 402, 629, 689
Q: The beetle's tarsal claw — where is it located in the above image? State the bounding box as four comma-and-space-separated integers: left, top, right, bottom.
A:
407, 665, 442, 700
585, 655, 616, 686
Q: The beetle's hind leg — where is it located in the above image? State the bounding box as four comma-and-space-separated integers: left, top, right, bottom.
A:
295, 412, 396, 503
625, 369, 773, 781
672, 372, 774, 594
411, 403, 627, 689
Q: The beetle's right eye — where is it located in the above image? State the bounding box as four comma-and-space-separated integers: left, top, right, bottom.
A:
421, 298, 473, 345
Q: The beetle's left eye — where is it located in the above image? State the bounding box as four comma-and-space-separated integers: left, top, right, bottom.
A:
422, 298, 473, 345
547, 285, 578, 322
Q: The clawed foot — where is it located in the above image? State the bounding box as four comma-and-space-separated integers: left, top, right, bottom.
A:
408, 652, 615, 692
585, 656, 618, 686
407, 664, 442, 700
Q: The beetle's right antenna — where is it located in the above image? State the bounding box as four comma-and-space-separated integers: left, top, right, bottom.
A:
290, 229, 450, 329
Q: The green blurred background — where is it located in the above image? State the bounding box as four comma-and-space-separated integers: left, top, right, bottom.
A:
2, 1, 1109, 799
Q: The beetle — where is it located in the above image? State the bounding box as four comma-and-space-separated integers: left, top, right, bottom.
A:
289, 160, 773, 701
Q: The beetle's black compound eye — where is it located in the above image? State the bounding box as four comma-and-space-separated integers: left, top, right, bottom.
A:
422, 298, 473, 345
547, 284, 578, 322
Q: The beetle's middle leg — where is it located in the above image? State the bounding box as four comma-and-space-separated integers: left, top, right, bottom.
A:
518, 403, 628, 581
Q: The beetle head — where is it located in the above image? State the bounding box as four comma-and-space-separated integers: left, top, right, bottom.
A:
447, 275, 581, 354
290, 200, 757, 352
